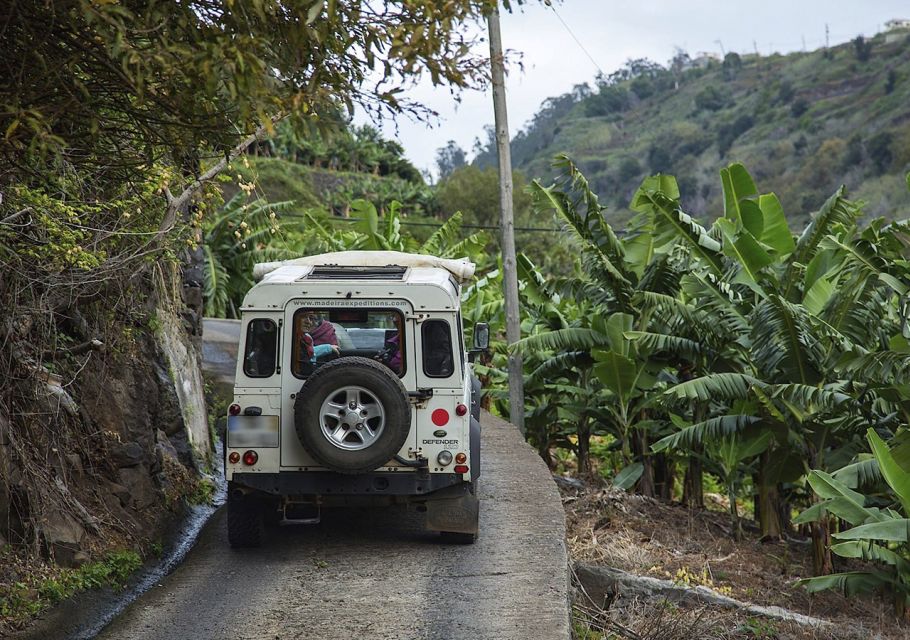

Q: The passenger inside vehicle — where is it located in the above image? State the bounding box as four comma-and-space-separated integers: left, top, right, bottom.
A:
297, 311, 340, 366
292, 308, 405, 378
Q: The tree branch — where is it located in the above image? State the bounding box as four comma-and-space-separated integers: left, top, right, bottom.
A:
156, 115, 283, 239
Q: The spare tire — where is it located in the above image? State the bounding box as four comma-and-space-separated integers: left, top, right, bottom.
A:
294, 357, 411, 474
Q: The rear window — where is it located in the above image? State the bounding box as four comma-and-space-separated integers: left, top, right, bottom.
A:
422, 320, 454, 378
243, 319, 278, 378
292, 308, 405, 378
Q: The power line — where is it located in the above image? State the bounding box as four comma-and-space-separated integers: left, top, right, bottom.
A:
285, 211, 563, 233
547, 4, 606, 78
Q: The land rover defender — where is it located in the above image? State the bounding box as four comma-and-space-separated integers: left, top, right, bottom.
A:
224, 251, 486, 547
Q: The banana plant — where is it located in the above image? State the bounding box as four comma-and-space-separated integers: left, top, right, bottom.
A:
796, 428, 910, 616
202, 192, 300, 318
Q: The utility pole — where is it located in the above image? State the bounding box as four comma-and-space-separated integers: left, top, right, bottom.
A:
487, 4, 525, 434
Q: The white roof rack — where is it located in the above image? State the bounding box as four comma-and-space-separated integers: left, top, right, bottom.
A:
253, 251, 476, 283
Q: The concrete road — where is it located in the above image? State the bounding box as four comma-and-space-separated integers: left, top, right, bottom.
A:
94, 319, 570, 640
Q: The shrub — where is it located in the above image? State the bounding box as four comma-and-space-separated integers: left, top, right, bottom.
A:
790, 98, 809, 117
717, 114, 754, 156
617, 157, 642, 183
886, 69, 897, 94
842, 135, 864, 169
777, 80, 795, 104
853, 35, 872, 62
647, 145, 672, 173
694, 85, 726, 111
868, 131, 894, 174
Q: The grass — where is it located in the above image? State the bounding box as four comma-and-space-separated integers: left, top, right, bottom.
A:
0, 549, 142, 628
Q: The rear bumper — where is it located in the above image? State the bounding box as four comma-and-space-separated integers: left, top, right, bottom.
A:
232, 470, 464, 497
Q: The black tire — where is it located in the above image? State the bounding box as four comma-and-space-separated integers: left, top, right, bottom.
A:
294, 356, 411, 474
227, 486, 264, 548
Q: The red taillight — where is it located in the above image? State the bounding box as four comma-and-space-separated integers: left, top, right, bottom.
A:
242, 450, 258, 466
454, 464, 469, 474
228, 451, 240, 464
455, 452, 467, 464
455, 403, 468, 417
431, 408, 449, 426
229, 403, 241, 416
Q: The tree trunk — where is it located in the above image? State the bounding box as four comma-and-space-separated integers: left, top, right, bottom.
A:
810, 515, 834, 576
633, 430, 654, 497
683, 399, 705, 508
757, 451, 782, 541
653, 453, 675, 501
728, 481, 742, 541
576, 425, 591, 477
683, 450, 704, 508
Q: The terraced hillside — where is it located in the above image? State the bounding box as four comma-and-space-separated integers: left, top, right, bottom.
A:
476, 30, 910, 227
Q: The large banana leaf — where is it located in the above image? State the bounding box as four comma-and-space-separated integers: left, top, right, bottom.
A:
593, 351, 639, 405
756, 193, 796, 255
716, 218, 772, 289
512, 328, 610, 355
829, 540, 910, 571
651, 415, 762, 452
632, 187, 724, 277
833, 519, 910, 542
720, 162, 758, 225
794, 470, 888, 526
868, 428, 910, 514
751, 295, 822, 384
662, 372, 761, 402
797, 571, 890, 597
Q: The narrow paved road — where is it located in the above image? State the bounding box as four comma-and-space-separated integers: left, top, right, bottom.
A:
94, 319, 570, 639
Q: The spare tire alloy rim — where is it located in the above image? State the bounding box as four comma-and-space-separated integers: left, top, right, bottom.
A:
319, 386, 386, 451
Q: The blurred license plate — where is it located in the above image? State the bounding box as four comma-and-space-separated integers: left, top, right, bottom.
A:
228, 415, 279, 447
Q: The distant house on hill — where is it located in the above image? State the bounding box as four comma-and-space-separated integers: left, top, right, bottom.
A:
685, 52, 722, 70
885, 18, 910, 43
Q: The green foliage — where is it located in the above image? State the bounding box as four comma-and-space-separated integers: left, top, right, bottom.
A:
3, 0, 499, 176
853, 35, 873, 62
517, 157, 910, 617
202, 191, 307, 318
796, 431, 910, 614
1, 550, 142, 625
694, 85, 727, 112
265, 121, 423, 183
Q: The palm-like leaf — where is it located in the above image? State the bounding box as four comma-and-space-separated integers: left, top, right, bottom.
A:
512, 328, 610, 356
751, 295, 823, 384
651, 415, 762, 452
661, 372, 762, 403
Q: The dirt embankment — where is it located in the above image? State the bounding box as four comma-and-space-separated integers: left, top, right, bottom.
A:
0, 279, 212, 634
563, 483, 908, 640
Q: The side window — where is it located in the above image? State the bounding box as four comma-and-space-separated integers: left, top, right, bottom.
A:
243, 319, 277, 378
422, 320, 454, 378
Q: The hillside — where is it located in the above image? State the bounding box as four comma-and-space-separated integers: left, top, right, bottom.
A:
476, 30, 910, 228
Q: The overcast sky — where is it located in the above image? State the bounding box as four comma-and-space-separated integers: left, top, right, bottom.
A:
358, 1, 909, 179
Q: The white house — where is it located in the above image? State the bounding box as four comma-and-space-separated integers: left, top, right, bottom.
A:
885, 19, 910, 43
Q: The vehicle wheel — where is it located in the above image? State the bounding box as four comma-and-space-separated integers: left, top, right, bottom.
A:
227, 486, 264, 548
295, 357, 411, 474
440, 530, 477, 545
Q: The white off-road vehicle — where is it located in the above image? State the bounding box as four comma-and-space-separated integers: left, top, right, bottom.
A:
224, 251, 487, 547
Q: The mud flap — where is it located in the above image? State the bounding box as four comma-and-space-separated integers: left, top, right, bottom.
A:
469, 415, 481, 480
425, 484, 479, 534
